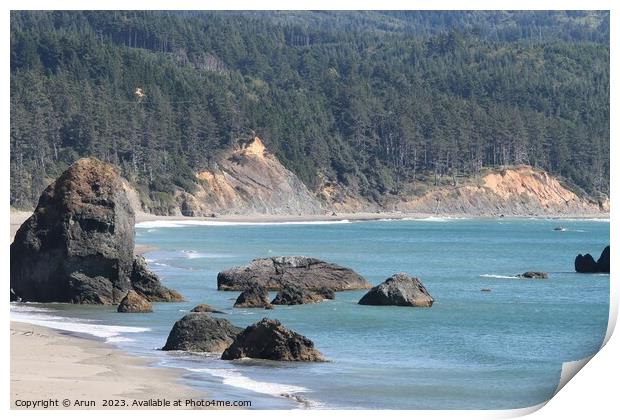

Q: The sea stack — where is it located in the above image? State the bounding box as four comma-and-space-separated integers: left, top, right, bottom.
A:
575, 246, 610, 273
217, 256, 371, 291
10, 158, 182, 304
358, 273, 434, 307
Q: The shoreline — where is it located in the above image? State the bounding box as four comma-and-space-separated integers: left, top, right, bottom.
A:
10, 209, 610, 242
10, 321, 208, 410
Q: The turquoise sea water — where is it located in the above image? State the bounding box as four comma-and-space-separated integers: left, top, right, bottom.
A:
11, 218, 610, 409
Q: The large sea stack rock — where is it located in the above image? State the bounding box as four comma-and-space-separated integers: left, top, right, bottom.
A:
221, 318, 325, 362
233, 284, 273, 309
117, 290, 153, 313
575, 246, 610, 273
162, 313, 242, 352
271, 283, 325, 305
358, 273, 434, 307
10, 158, 182, 304
217, 256, 370, 291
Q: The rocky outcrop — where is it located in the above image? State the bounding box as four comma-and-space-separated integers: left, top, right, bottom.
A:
575, 246, 610, 273
358, 273, 434, 307
162, 313, 242, 353
10, 158, 182, 304
518, 272, 548, 279
117, 290, 153, 313
316, 286, 335, 300
192, 137, 324, 215
221, 318, 325, 362
233, 284, 273, 309
271, 283, 325, 305
130, 256, 183, 302
190, 304, 225, 314
217, 256, 370, 291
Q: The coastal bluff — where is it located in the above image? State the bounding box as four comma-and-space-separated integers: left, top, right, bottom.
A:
10, 158, 182, 304
217, 256, 371, 291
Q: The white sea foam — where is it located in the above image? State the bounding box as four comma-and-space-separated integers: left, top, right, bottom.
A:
186, 367, 308, 396
136, 220, 351, 228
10, 304, 149, 343
480, 274, 520, 279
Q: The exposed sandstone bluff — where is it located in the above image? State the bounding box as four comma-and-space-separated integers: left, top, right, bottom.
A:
320, 165, 608, 216
162, 313, 242, 352
575, 246, 610, 273
217, 256, 371, 291
358, 273, 434, 307
221, 318, 326, 362
10, 158, 182, 304
179, 137, 323, 216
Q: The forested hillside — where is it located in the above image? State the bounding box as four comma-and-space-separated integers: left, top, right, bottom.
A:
10, 11, 609, 213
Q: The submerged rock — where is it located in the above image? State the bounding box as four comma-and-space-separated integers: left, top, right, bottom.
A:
117, 290, 153, 313
162, 313, 242, 353
575, 246, 610, 273
233, 284, 273, 309
518, 272, 548, 279
190, 304, 225, 314
221, 318, 325, 362
10, 158, 182, 304
271, 283, 324, 305
358, 273, 434, 307
217, 256, 370, 291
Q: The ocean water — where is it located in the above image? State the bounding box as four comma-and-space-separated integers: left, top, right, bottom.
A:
11, 218, 610, 409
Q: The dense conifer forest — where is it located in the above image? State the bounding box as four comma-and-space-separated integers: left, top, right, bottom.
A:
10, 11, 609, 210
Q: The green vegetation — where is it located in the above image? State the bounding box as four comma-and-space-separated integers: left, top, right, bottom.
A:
10, 11, 609, 211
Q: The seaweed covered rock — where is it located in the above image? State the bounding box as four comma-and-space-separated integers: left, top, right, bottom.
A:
358, 273, 434, 307
233, 284, 273, 309
10, 158, 182, 304
217, 256, 370, 291
162, 313, 242, 352
221, 318, 325, 362
117, 290, 153, 313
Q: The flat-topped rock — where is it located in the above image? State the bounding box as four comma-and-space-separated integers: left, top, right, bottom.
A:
358, 273, 434, 307
10, 158, 182, 304
221, 318, 326, 362
217, 256, 370, 291
117, 290, 153, 313
162, 313, 242, 353
518, 271, 548, 279
234, 284, 273, 309
191, 304, 225, 314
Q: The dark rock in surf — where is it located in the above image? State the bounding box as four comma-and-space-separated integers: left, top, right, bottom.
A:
217, 256, 370, 291
221, 318, 325, 362
270, 283, 324, 306
316, 286, 335, 300
518, 272, 548, 279
358, 273, 434, 307
191, 304, 225, 314
162, 313, 242, 353
575, 246, 610, 273
234, 284, 273, 309
117, 290, 153, 313
10, 158, 182, 304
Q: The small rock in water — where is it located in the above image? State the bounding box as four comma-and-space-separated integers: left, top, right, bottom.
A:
553, 226, 566, 231
481, 288, 492, 292
190, 303, 225, 314
358, 273, 434, 307
162, 313, 242, 353
518, 272, 548, 279
117, 290, 153, 313
234, 284, 273, 309
221, 318, 326, 362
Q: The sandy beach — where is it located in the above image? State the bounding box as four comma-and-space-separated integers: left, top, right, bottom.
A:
10, 321, 210, 410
